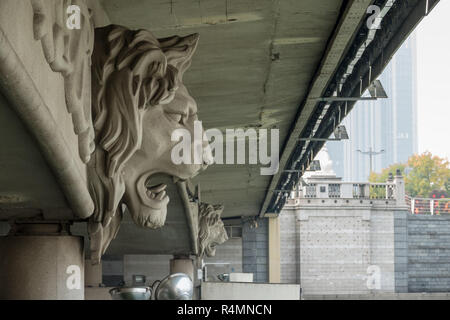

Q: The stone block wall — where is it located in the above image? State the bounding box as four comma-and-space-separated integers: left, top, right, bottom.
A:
406, 214, 450, 292
279, 209, 298, 284
279, 206, 450, 294
369, 209, 396, 292
394, 210, 409, 292
280, 203, 399, 295
242, 218, 268, 282
297, 208, 374, 295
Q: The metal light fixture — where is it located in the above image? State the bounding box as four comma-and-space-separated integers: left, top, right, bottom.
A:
109, 287, 152, 300
368, 80, 388, 99
109, 272, 193, 300
109, 273, 151, 300
334, 125, 349, 140
299, 125, 349, 142
154, 273, 193, 300
309, 160, 321, 171
315, 80, 388, 102
357, 147, 385, 174
275, 161, 321, 193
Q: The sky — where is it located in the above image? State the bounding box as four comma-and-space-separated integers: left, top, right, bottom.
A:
416, 0, 450, 161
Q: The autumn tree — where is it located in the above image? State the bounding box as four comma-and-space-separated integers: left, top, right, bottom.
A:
369, 152, 450, 198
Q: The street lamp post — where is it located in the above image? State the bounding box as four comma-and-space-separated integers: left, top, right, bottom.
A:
357, 147, 385, 175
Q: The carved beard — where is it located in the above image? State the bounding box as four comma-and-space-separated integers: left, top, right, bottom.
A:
132, 207, 167, 228
123, 173, 170, 229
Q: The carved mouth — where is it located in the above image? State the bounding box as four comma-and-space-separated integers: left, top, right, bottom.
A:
136, 173, 171, 210
146, 183, 168, 202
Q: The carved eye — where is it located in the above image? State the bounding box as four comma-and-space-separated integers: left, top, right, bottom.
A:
165, 113, 183, 124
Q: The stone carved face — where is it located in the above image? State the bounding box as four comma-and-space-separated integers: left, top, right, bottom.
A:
87, 25, 211, 263
122, 84, 211, 228
198, 203, 229, 257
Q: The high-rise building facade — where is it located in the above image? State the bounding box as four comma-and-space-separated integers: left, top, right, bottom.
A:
328, 33, 418, 181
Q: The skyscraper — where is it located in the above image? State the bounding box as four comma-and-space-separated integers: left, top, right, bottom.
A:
327, 32, 418, 181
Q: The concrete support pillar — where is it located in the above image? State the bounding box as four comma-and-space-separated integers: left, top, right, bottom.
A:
268, 217, 281, 283
170, 255, 194, 282
0, 223, 84, 300
85, 259, 102, 287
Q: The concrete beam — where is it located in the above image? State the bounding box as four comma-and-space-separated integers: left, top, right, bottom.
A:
259, 0, 373, 217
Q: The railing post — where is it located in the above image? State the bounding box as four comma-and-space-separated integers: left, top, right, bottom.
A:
386, 172, 393, 199
393, 169, 406, 206
363, 184, 370, 199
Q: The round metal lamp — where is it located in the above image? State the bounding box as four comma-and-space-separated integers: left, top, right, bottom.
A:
154, 273, 193, 300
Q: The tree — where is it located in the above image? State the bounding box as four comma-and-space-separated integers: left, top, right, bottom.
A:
406, 152, 450, 197
369, 152, 450, 198
369, 163, 407, 183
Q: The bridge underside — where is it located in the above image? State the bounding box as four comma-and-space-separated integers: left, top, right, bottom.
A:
99, 0, 438, 219
100, 0, 349, 219
0, 0, 438, 257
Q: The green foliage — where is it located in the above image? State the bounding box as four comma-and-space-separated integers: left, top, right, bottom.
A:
369, 152, 450, 198
369, 163, 407, 183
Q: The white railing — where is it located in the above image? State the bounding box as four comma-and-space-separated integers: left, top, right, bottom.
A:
405, 196, 450, 215
296, 182, 396, 200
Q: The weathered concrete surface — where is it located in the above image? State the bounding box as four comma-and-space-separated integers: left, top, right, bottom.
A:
0, 235, 84, 300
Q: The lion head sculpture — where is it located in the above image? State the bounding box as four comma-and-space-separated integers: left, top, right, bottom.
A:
198, 203, 229, 258
87, 25, 212, 263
